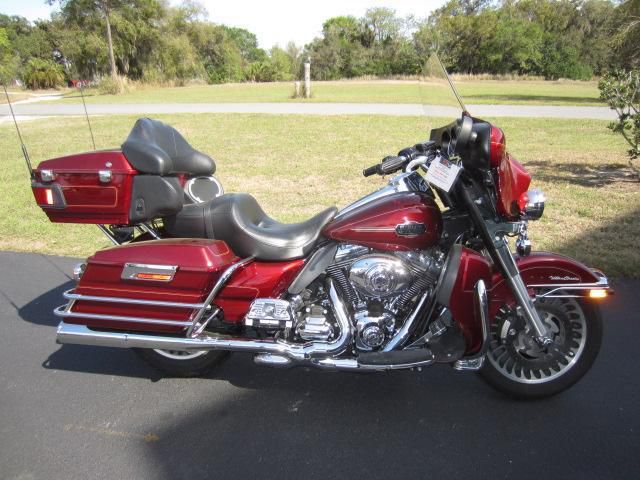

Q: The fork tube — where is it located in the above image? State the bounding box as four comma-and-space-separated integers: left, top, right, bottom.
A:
459, 184, 551, 345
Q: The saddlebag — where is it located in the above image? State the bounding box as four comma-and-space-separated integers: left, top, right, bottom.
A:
57, 239, 238, 333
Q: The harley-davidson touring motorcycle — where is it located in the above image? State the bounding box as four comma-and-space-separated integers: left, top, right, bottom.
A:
27, 57, 611, 398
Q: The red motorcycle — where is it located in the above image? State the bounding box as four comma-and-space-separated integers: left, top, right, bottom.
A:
27, 64, 611, 399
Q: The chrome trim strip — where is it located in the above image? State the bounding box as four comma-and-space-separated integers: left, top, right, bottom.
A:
530, 275, 611, 299
122, 263, 178, 282
54, 305, 192, 327
62, 289, 205, 309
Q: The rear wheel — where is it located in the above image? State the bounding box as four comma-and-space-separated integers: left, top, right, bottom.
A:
135, 348, 230, 377
480, 295, 602, 399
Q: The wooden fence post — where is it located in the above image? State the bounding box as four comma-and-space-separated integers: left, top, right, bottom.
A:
304, 59, 311, 98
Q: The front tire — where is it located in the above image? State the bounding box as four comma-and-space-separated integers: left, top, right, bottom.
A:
135, 348, 230, 377
480, 295, 602, 399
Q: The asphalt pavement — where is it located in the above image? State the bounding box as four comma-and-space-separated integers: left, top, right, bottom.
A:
0, 250, 638, 480
0, 102, 617, 120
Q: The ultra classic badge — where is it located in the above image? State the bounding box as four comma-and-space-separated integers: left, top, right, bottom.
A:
395, 222, 427, 237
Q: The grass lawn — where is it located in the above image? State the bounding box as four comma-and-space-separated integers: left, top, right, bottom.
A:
0, 113, 637, 277
50, 78, 604, 106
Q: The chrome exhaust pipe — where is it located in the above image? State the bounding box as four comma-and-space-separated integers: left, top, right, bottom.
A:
56, 279, 352, 363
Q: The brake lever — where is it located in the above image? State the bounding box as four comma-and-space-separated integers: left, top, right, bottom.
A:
404, 155, 430, 173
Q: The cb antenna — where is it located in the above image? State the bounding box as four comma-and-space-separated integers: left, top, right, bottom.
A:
78, 82, 96, 150
2, 83, 34, 179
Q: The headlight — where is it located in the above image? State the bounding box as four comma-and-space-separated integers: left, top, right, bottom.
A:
519, 188, 545, 220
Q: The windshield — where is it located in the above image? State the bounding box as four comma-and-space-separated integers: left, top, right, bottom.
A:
418, 53, 468, 118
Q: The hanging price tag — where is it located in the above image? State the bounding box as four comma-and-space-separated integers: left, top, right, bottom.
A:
424, 157, 461, 193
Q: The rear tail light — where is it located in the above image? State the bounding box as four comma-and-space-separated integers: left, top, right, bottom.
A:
32, 185, 66, 208
490, 126, 506, 168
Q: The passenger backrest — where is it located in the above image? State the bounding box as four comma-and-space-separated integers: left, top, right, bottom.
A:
122, 118, 215, 176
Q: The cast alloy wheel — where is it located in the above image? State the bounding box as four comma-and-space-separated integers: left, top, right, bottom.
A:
480, 292, 602, 398
152, 349, 209, 360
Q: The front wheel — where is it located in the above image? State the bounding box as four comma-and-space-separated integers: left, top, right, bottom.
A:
480, 295, 602, 399
135, 348, 230, 377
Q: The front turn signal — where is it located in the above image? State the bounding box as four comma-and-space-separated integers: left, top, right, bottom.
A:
589, 289, 608, 299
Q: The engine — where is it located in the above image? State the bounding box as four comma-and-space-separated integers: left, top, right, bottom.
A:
293, 244, 444, 351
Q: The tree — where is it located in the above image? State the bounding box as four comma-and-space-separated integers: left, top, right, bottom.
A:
0, 27, 19, 84
599, 69, 640, 176
49, 0, 142, 79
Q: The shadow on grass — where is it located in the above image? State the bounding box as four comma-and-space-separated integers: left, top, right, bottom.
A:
526, 160, 637, 188
466, 93, 602, 105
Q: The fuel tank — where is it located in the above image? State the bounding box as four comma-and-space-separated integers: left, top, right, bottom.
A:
323, 192, 442, 251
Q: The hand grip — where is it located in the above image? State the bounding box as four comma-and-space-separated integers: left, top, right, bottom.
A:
379, 155, 406, 175
363, 164, 380, 177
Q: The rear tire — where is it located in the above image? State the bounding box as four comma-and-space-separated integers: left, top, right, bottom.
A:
480, 296, 602, 399
135, 348, 230, 377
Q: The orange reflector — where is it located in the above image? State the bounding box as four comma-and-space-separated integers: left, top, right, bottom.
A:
45, 189, 54, 205
134, 273, 173, 281
589, 289, 607, 299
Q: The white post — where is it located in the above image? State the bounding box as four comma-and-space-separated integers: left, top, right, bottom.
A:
304, 59, 311, 99
294, 81, 301, 98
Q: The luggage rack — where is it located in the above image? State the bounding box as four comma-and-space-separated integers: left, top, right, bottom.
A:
97, 223, 161, 246
54, 257, 254, 338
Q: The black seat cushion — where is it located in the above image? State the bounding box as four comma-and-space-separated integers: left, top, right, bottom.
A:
164, 193, 337, 261
122, 118, 215, 176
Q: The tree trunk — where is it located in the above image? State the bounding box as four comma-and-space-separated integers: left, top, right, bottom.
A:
103, 2, 117, 80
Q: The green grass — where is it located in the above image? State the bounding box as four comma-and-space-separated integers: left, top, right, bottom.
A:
0, 113, 637, 276
50, 78, 604, 106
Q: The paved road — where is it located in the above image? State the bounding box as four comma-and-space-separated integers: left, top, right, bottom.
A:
0, 102, 617, 120
0, 250, 638, 480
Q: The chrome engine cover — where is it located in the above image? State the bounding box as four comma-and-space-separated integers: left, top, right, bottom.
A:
349, 254, 413, 298
245, 299, 293, 329
354, 310, 395, 351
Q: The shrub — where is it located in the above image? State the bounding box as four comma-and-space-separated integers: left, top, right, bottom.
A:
22, 59, 65, 89
97, 75, 126, 95
599, 69, 640, 176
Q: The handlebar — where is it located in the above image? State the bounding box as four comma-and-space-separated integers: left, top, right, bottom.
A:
362, 141, 437, 177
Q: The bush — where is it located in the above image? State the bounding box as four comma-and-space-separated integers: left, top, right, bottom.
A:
22, 59, 65, 89
599, 69, 640, 176
97, 75, 126, 95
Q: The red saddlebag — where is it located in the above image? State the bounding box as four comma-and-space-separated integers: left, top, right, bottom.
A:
61, 239, 238, 333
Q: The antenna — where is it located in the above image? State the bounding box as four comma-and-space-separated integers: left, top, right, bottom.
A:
2, 83, 34, 179
78, 82, 96, 150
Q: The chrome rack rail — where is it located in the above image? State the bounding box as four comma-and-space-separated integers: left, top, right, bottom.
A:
54, 257, 255, 337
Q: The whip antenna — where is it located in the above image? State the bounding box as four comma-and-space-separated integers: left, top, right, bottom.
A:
78, 83, 96, 150
2, 83, 34, 179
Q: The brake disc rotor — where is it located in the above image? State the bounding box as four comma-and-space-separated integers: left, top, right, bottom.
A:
486, 295, 587, 384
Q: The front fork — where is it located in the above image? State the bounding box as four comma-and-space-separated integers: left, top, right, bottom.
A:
492, 239, 552, 345
459, 184, 552, 346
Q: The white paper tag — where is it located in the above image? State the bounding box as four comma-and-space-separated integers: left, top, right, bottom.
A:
424, 157, 461, 193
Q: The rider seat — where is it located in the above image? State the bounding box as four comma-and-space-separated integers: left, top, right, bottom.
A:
164, 193, 338, 261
